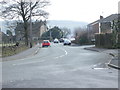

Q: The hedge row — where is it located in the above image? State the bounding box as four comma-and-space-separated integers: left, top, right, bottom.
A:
95, 33, 120, 49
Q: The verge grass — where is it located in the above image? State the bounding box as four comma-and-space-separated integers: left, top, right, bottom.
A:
2, 45, 29, 57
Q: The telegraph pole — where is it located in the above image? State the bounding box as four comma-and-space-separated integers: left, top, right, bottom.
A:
29, 0, 32, 48
49, 26, 52, 41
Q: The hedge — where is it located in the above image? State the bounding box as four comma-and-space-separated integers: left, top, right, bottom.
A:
95, 33, 120, 49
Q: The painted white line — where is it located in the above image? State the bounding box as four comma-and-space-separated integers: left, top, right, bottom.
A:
55, 48, 68, 59
34, 48, 40, 55
68, 47, 81, 49
64, 49, 68, 55
93, 68, 108, 70
93, 64, 97, 67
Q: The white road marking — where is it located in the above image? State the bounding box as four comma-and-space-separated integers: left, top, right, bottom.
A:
55, 48, 68, 59
67, 47, 81, 49
13, 44, 67, 65
93, 68, 109, 70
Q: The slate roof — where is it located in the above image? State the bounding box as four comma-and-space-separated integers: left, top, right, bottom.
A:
88, 14, 119, 26
100, 14, 119, 22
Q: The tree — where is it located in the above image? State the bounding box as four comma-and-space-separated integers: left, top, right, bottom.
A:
41, 26, 63, 40
6, 21, 17, 35
61, 27, 71, 38
50, 26, 63, 39
0, 0, 50, 46
73, 27, 89, 45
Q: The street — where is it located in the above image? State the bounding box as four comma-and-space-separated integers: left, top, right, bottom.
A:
2, 43, 118, 88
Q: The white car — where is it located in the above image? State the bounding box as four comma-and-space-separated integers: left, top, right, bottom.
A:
63, 39, 71, 45
54, 38, 59, 43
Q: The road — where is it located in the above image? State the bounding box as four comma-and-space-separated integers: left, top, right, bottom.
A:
2, 43, 118, 88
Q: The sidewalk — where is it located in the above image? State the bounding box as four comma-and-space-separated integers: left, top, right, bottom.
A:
84, 46, 120, 70
1, 44, 40, 62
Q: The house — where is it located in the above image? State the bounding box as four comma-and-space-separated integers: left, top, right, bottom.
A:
0, 29, 8, 43
87, 14, 119, 41
32, 20, 48, 40
15, 20, 48, 41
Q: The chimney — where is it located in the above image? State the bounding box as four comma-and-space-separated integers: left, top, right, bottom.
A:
100, 15, 103, 19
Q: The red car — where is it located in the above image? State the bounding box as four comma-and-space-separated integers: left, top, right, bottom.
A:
42, 40, 50, 47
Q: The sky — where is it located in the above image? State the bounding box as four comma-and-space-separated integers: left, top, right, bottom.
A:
46, 0, 120, 23
0, 0, 119, 23
0, 0, 119, 34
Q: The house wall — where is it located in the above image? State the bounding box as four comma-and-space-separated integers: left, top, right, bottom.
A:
40, 24, 47, 37
87, 23, 99, 40
15, 21, 47, 41
92, 23, 99, 34
100, 22, 112, 33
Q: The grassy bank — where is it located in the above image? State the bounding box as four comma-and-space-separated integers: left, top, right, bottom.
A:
1, 45, 29, 57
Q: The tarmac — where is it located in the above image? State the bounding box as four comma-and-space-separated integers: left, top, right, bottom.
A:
1, 44, 119, 70
84, 46, 120, 70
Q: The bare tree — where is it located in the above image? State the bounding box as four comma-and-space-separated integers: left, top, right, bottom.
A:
0, 0, 50, 46
74, 27, 89, 45
61, 27, 71, 38
5, 21, 17, 35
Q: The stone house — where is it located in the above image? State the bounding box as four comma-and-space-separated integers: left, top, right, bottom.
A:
15, 20, 48, 41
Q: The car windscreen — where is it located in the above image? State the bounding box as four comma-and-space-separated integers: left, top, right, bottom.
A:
43, 41, 49, 43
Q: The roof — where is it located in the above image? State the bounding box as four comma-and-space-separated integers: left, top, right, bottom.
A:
87, 19, 100, 26
100, 14, 119, 22
88, 14, 119, 26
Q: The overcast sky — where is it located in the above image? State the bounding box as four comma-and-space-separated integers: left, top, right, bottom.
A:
0, 0, 119, 23
46, 0, 119, 23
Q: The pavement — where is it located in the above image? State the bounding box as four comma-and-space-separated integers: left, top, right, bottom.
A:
84, 46, 120, 70
1, 44, 41, 62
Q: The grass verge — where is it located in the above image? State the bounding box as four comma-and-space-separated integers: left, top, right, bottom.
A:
1, 45, 29, 57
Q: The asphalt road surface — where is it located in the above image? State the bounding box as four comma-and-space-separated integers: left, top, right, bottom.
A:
2, 43, 118, 88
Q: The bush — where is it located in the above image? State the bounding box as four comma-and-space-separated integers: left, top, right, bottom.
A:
73, 27, 90, 45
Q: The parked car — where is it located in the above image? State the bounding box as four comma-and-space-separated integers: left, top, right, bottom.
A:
63, 39, 71, 45
59, 38, 64, 43
42, 40, 50, 47
54, 38, 59, 43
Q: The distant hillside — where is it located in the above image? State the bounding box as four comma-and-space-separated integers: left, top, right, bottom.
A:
47, 20, 88, 31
